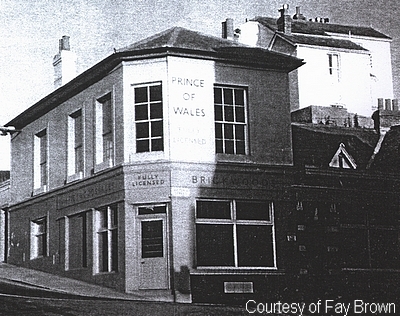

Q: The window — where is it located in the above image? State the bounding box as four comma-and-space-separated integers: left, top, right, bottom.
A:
34, 129, 48, 190
328, 53, 340, 82
214, 86, 247, 154
338, 201, 399, 269
96, 205, 118, 272
196, 200, 275, 268
31, 217, 47, 259
68, 110, 84, 178
95, 94, 114, 168
134, 83, 163, 153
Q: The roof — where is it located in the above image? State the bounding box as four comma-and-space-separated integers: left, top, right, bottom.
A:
292, 123, 379, 169
7, 27, 304, 129
371, 126, 400, 172
254, 17, 391, 39
277, 33, 367, 51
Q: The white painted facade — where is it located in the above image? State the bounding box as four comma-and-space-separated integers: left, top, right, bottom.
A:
295, 45, 372, 116
236, 19, 394, 117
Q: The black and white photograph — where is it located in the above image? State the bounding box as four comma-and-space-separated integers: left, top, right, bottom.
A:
0, 1, 399, 315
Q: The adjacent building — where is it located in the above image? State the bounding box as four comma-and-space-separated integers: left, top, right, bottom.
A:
236, 5, 394, 118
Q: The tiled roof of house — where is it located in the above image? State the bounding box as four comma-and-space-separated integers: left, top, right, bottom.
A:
254, 17, 391, 39
292, 123, 379, 169
119, 27, 304, 70
119, 26, 243, 52
278, 33, 367, 51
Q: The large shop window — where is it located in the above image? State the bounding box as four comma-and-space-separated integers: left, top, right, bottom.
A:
134, 83, 163, 153
338, 201, 399, 270
214, 86, 247, 155
96, 205, 118, 273
31, 217, 47, 259
196, 200, 275, 268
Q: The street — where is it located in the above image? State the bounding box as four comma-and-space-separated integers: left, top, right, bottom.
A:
0, 282, 249, 316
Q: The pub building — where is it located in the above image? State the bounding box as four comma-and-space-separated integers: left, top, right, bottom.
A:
4, 23, 399, 303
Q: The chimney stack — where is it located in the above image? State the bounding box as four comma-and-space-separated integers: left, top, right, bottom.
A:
277, 4, 292, 35
222, 18, 235, 40
53, 36, 77, 89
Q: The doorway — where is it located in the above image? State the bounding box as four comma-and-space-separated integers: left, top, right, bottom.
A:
138, 205, 169, 290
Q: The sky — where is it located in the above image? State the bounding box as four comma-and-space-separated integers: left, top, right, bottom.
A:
1, 0, 400, 169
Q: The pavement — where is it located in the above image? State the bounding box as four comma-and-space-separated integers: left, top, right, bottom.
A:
0, 262, 173, 302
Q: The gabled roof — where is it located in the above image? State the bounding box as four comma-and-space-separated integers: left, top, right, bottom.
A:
292, 123, 379, 169
7, 27, 303, 129
329, 143, 357, 169
254, 17, 391, 40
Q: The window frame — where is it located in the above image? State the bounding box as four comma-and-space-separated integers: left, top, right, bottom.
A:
94, 93, 114, 171
95, 205, 118, 273
33, 129, 48, 192
214, 85, 248, 155
133, 82, 164, 153
67, 109, 84, 181
30, 217, 48, 259
328, 53, 341, 82
195, 199, 276, 269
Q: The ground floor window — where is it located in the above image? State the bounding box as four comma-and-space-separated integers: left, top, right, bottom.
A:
31, 217, 47, 259
96, 205, 118, 272
195, 200, 275, 268
296, 200, 400, 271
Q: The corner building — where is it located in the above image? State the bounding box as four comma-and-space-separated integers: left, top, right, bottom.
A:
5, 27, 304, 302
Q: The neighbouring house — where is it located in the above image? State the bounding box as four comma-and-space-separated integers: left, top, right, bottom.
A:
235, 4, 394, 119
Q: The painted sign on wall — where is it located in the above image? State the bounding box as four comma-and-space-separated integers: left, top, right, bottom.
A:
168, 57, 215, 162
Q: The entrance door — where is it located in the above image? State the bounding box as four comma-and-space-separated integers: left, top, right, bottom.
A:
138, 205, 168, 289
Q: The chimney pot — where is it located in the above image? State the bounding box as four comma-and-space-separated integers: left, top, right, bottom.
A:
385, 98, 392, 111
59, 35, 70, 51
393, 99, 399, 111
222, 18, 234, 40
293, 6, 306, 20
378, 98, 384, 110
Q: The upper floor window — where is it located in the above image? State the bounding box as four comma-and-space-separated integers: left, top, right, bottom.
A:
68, 109, 84, 178
214, 86, 247, 155
134, 83, 163, 153
328, 53, 340, 82
34, 129, 48, 190
95, 93, 114, 169
195, 200, 275, 268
